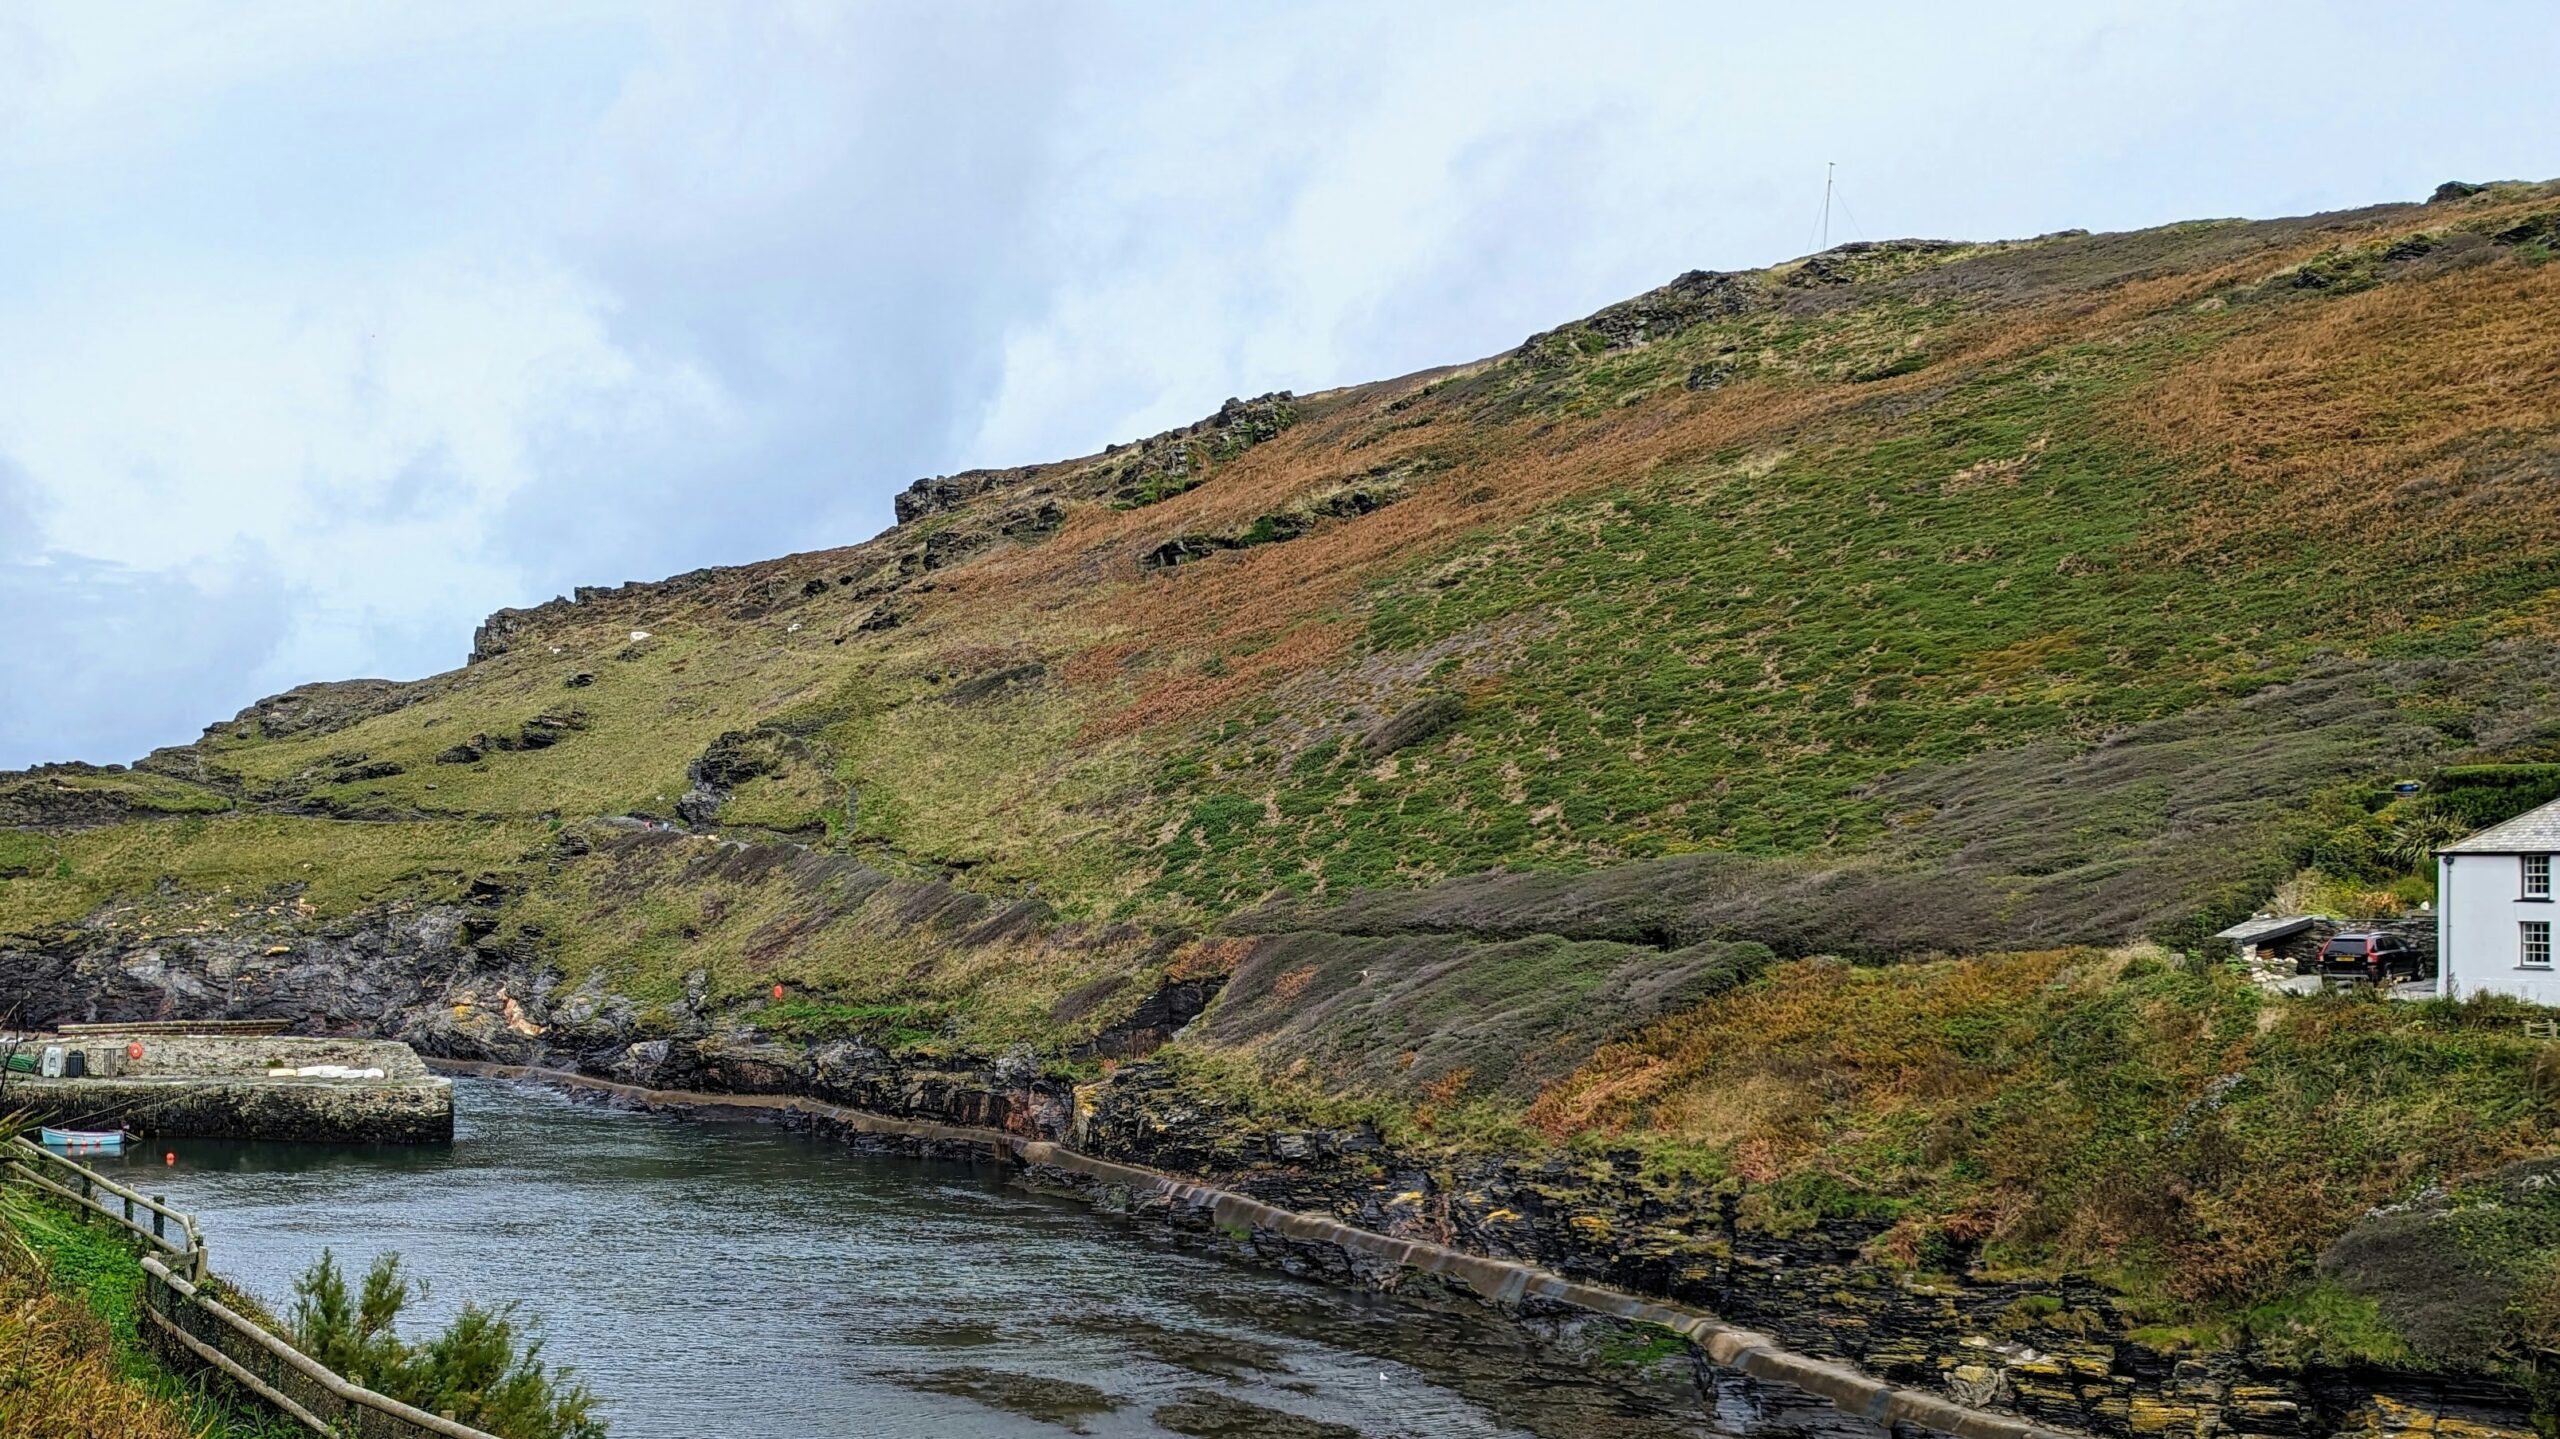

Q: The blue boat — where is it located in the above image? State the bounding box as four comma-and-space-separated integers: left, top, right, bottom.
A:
37, 1127, 124, 1155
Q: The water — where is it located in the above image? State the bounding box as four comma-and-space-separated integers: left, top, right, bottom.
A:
88, 1079, 1779, 1439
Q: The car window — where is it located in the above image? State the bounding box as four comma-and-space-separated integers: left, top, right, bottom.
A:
2321, 940, 2361, 957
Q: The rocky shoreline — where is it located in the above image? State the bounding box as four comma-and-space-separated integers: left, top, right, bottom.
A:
429, 1056, 2061, 1439
5, 901, 2536, 1439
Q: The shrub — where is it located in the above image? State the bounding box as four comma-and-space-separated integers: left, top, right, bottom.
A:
291, 1250, 605, 1439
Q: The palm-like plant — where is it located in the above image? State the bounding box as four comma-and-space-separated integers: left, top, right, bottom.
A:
2386, 803, 2474, 874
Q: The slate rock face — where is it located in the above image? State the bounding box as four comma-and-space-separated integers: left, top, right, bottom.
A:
431, 708, 590, 766
674, 726, 807, 827
3, 903, 474, 1034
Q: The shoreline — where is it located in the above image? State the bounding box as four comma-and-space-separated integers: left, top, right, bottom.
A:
429, 1055, 2076, 1439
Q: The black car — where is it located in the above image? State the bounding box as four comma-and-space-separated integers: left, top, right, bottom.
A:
2299, 932, 2428, 983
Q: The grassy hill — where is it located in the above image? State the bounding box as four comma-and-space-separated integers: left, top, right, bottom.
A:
12, 179, 2560, 1377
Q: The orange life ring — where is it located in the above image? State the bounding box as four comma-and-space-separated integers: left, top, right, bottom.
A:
126, 1041, 144, 1060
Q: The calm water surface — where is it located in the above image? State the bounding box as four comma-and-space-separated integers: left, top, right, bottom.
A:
92, 1079, 1780, 1439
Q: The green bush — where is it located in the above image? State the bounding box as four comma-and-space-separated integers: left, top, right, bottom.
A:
2433, 765, 2560, 828
290, 1250, 604, 1439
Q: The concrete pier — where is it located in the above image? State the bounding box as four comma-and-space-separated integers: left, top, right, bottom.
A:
1, 1034, 451, 1143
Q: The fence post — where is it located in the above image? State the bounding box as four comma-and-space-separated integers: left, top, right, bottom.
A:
124, 1193, 135, 1226
154, 1199, 167, 1242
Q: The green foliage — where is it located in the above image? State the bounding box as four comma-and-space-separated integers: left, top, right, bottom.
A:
290, 1248, 605, 1439
754, 999, 947, 1045
0, 815, 544, 938
2243, 1284, 2416, 1370
1149, 331, 2310, 904
2434, 765, 2560, 828
494, 828, 1155, 1054
1, 1189, 303, 1438
0, 830, 52, 879
1534, 951, 2559, 1350
1593, 1321, 1690, 1370
2304, 764, 2560, 892
2318, 1154, 2560, 1372
5, 1190, 149, 1347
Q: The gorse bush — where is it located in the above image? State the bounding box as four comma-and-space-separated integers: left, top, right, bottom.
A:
291, 1250, 605, 1439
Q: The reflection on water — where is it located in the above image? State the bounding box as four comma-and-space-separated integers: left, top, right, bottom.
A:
87, 1079, 1804, 1439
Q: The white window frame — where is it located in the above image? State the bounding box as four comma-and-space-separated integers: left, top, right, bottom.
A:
2527, 853, 2553, 900
2523, 920, 2553, 970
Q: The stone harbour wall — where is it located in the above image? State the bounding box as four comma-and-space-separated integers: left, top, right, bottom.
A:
4, 1034, 451, 1142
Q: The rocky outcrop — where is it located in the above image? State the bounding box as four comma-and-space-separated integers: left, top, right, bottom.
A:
1520, 268, 1766, 367
460, 547, 943, 663
670, 727, 828, 829
1782, 239, 1968, 289
893, 464, 1045, 526
0, 764, 187, 829
1089, 393, 1298, 507
5, 904, 484, 1035
203, 679, 423, 743
893, 393, 1300, 528
431, 707, 590, 766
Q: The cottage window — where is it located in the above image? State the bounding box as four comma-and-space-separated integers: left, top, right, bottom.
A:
2529, 854, 2553, 899
2525, 921, 2554, 969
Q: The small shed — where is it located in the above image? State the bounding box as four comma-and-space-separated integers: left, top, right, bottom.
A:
2211, 914, 2338, 967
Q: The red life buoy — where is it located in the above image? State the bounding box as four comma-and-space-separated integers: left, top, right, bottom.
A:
127, 1041, 144, 1060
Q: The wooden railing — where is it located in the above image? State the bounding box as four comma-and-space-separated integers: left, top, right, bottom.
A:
4, 1135, 204, 1279
141, 1255, 502, 1439
6, 1137, 500, 1439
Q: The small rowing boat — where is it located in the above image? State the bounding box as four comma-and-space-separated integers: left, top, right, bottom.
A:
37, 1127, 125, 1155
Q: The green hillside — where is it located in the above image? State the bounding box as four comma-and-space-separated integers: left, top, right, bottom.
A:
13, 180, 2560, 1378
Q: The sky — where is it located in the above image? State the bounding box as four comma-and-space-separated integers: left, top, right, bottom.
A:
2, 2, 2555, 769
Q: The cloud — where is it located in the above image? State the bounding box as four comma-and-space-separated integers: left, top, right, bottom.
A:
2, 0, 2557, 768
0, 458, 296, 764
0, 250, 730, 706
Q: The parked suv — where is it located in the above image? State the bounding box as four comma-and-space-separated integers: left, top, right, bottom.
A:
2300, 932, 2428, 984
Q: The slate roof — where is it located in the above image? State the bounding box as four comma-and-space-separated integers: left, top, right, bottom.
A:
2211, 914, 2327, 944
2439, 795, 2560, 854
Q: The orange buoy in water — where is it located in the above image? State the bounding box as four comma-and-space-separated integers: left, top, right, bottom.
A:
164, 1152, 175, 1166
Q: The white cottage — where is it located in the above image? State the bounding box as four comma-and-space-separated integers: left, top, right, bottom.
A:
2436, 795, 2560, 1003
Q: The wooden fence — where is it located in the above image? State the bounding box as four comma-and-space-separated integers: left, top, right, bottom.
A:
140, 1255, 503, 1439
5, 1136, 500, 1439
4, 1135, 203, 1279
